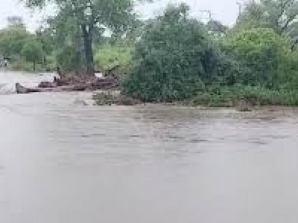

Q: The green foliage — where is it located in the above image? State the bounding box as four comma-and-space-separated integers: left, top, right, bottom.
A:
124, 4, 219, 102
0, 20, 50, 72
42, 10, 84, 72
191, 85, 298, 107
94, 44, 134, 75
21, 40, 44, 70
24, 0, 153, 74
1, 0, 296, 108
222, 28, 292, 87
24, 0, 138, 32
55, 45, 81, 72
43, 10, 84, 72
0, 26, 31, 57
237, 0, 298, 42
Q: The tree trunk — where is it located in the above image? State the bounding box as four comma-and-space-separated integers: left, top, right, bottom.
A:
33, 61, 36, 71
81, 24, 94, 76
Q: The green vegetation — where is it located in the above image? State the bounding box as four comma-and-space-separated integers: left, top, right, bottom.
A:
95, 44, 134, 76
21, 40, 44, 71
221, 28, 293, 87
122, 1, 298, 107
3, 0, 298, 107
236, 0, 298, 40
190, 85, 298, 107
124, 4, 219, 102
0, 17, 35, 71
24, 0, 150, 75
0, 16, 53, 72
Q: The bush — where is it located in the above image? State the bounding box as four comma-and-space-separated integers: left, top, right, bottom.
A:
94, 44, 134, 76
123, 4, 220, 102
214, 51, 246, 86
222, 28, 292, 88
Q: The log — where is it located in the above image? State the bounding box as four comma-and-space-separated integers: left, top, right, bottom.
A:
16, 83, 43, 94
15, 75, 119, 94
16, 83, 88, 94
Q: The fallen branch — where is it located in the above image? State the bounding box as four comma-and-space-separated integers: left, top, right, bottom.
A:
16, 74, 119, 94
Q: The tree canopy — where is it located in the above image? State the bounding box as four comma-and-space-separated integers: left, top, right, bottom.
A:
23, 0, 152, 75
222, 28, 292, 87
0, 18, 31, 58
238, 0, 298, 46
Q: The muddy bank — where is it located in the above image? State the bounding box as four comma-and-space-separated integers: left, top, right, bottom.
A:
12, 72, 297, 112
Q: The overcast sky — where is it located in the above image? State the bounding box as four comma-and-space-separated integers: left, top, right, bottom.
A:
0, 0, 240, 31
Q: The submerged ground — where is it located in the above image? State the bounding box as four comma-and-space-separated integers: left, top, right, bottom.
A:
1, 71, 298, 223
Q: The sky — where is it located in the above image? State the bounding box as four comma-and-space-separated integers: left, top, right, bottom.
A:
0, 0, 240, 31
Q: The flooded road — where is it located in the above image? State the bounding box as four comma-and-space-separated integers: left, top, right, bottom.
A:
1, 72, 298, 223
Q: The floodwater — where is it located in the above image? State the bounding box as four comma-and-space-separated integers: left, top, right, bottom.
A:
1, 71, 298, 223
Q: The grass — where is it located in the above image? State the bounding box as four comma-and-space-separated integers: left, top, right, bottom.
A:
190, 85, 298, 107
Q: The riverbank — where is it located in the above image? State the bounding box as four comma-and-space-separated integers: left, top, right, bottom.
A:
5, 71, 298, 110
93, 85, 298, 112
188, 86, 298, 108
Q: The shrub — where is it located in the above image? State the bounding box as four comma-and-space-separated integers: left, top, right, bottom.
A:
123, 4, 220, 102
222, 28, 292, 88
191, 85, 298, 107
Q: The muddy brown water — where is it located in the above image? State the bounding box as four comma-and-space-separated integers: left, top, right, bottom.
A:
1, 72, 298, 223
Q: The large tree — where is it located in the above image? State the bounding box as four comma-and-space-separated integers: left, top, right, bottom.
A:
238, 0, 298, 45
24, 0, 151, 75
